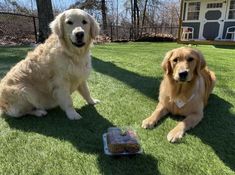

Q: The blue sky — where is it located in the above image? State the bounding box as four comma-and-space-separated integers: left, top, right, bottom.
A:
1, 0, 124, 11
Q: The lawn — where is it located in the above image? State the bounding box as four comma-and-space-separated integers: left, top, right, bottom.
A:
0, 42, 235, 175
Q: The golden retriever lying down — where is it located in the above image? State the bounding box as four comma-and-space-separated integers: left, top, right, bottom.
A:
0, 9, 100, 120
142, 47, 216, 142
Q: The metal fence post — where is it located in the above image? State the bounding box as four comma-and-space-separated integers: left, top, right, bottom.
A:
32, 16, 37, 43
110, 25, 113, 42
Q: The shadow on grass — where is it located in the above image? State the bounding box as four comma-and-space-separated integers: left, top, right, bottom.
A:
5, 105, 159, 175
92, 56, 161, 100
4, 47, 234, 172
1, 47, 160, 174
214, 45, 235, 49
189, 94, 235, 171
92, 57, 235, 171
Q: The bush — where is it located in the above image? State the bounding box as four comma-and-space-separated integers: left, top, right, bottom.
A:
135, 33, 176, 42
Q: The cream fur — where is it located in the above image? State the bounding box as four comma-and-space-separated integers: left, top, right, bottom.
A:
0, 9, 100, 120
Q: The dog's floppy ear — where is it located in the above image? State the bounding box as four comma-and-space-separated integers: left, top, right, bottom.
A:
195, 49, 206, 74
88, 14, 100, 39
49, 13, 65, 38
161, 50, 173, 74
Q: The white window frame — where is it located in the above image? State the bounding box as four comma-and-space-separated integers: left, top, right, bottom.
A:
198, 0, 227, 40
206, 3, 223, 9
184, 1, 201, 22
226, 0, 235, 20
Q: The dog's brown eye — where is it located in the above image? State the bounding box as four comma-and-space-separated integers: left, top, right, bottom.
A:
66, 20, 73, 25
82, 20, 87, 25
173, 58, 178, 63
188, 57, 194, 62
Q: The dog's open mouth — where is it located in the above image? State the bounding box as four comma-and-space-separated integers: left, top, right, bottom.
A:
71, 41, 85, 48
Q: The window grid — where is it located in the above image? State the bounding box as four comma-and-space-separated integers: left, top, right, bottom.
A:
207, 3, 223, 9
187, 2, 200, 20
229, 0, 235, 19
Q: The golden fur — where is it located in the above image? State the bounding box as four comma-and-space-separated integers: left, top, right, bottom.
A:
0, 9, 100, 120
142, 47, 216, 142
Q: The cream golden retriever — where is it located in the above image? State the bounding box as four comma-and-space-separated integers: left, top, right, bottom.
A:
0, 9, 100, 120
142, 47, 216, 142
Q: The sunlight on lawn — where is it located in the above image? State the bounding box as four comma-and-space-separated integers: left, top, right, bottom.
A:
0, 43, 234, 175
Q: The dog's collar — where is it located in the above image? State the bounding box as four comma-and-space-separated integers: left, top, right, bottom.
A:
174, 94, 195, 108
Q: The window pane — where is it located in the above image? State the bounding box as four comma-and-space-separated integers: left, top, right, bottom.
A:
207, 3, 223, 8
188, 2, 200, 12
188, 12, 200, 20
187, 2, 200, 20
229, 10, 235, 19
230, 0, 235, 9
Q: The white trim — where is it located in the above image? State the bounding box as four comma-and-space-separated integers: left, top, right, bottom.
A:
182, 0, 235, 41
184, 0, 201, 22
225, 0, 235, 21
225, 26, 235, 40
199, 0, 227, 40
198, 1, 206, 39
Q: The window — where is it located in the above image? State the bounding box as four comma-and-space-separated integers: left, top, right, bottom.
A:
207, 3, 223, 8
229, 0, 235, 19
187, 2, 200, 20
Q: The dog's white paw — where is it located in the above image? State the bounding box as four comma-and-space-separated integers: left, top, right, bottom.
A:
29, 109, 47, 117
88, 98, 100, 105
66, 109, 82, 120
141, 117, 156, 129
167, 128, 184, 143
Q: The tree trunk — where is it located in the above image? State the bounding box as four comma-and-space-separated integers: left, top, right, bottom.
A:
133, 0, 137, 38
101, 0, 107, 31
133, 0, 139, 39
142, 0, 148, 27
130, 0, 134, 40
36, 0, 54, 43
140, 0, 148, 37
136, 2, 139, 38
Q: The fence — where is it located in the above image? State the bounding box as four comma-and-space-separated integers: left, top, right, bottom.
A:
0, 12, 179, 45
0, 12, 38, 45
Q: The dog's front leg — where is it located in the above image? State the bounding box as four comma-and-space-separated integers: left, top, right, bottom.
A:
167, 112, 203, 143
54, 86, 82, 120
77, 81, 100, 105
142, 103, 168, 129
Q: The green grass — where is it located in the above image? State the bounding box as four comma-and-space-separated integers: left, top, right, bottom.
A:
0, 42, 235, 175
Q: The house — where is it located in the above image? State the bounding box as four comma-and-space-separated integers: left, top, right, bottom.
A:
178, 0, 235, 45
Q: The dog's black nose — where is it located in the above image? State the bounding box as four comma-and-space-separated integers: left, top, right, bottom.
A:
75, 32, 84, 40
179, 71, 188, 80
